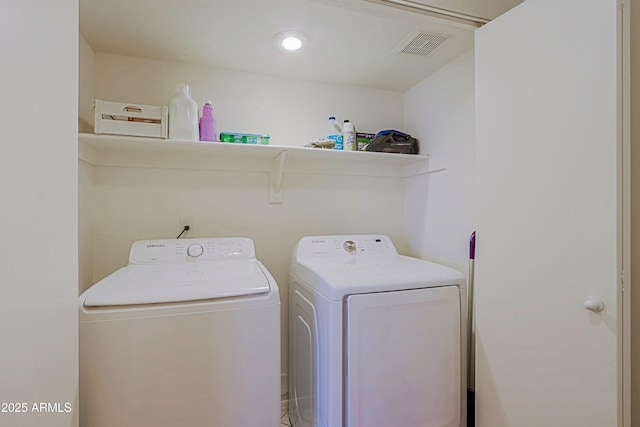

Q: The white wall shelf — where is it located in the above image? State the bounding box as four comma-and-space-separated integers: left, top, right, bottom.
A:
79, 133, 431, 203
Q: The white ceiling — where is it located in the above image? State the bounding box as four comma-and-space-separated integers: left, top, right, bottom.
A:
79, 0, 523, 92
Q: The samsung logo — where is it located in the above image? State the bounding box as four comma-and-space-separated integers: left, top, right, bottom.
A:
311, 240, 326, 244
146, 244, 165, 248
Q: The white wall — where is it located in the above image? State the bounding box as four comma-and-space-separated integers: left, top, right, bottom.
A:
1, 2, 78, 426
88, 168, 406, 288
79, 34, 95, 293
402, 50, 475, 272
78, 35, 95, 133
89, 53, 404, 146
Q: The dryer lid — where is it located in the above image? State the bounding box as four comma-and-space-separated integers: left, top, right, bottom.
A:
291, 254, 465, 300
82, 260, 271, 307
291, 234, 465, 300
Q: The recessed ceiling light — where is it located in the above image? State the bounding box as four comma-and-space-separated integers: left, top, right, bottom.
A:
273, 31, 309, 52
282, 36, 303, 51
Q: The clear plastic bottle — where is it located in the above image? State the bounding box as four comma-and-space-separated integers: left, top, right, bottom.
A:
342, 120, 355, 151
199, 100, 217, 142
327, 116, 343, 150
169, 83, 199, 141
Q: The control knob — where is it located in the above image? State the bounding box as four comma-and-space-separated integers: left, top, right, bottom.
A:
187, 244, 204, 258
343, 240, 357, 253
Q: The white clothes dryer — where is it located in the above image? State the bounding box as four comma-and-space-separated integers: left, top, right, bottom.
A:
79, 238, 280, 427
288, 235, 467, 427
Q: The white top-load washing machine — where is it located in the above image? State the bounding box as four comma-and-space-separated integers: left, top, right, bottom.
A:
79, 238, 280, 427
288, 235, 467, 427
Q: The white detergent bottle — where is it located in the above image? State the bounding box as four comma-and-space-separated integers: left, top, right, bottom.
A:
169, 83, 199, 141
327, 116, 343, 150
342, 120, 355, 151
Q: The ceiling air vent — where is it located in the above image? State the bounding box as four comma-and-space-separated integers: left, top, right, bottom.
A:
395, 31, 449, 57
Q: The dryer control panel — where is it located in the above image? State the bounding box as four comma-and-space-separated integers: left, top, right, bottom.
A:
128, 238, 256, 264
295, 234, 397, 261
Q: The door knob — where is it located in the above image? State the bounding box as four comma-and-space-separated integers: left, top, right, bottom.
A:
584, 297, 605, 313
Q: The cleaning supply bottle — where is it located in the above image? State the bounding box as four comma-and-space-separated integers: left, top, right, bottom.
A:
199, 100, 217, 142
169, 83, 199, 141
327, 116, 343, 150
342, 120, 355, 151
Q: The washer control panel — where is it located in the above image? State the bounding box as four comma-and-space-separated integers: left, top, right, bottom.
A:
296, 235, 397, 259
129, 238, 255, 264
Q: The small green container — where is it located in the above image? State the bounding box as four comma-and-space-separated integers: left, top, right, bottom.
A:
220, 132, 270, 145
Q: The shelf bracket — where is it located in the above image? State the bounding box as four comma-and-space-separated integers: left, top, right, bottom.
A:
269, 150, 287, 204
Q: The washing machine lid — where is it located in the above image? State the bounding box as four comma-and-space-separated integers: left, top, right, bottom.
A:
82, 260, 271, 307
291, 254, 465, 300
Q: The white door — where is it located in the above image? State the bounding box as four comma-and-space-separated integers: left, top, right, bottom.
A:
345, 286, 461, 427
474, 0, 627, 426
